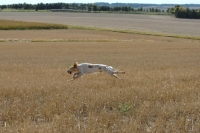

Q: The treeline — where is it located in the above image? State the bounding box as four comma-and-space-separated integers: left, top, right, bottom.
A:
2, 2, 200, 18
0, 3, 77, 10
92, 5, 164, 12
0, 3, 164, 13
167, 5, 200, 19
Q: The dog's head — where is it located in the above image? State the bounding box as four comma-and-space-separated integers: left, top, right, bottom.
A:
67, 62, 79, 74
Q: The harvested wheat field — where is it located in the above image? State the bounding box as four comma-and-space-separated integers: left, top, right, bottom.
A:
1, 12, 200, 36
0, 30, 200, 132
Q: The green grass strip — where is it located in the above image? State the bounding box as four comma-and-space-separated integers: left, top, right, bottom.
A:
0, 19, 68, 30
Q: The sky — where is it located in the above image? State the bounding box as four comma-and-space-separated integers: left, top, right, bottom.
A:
1, 0, 200, 5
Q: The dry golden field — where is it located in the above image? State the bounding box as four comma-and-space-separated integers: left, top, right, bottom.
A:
0, 30, 200, 132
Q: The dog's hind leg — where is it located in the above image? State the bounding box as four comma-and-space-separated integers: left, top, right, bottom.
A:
114, 71, 125, 74
102, 66, 124, 79
107, 66, 125, 74
111, 74, 121, 79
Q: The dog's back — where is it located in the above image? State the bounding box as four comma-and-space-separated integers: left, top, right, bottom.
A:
78, 63, 106, 74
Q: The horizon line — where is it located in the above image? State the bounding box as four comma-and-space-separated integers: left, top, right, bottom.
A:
1, 2, 200, 5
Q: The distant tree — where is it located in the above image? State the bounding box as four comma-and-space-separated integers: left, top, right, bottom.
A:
138, 7, 143, 12
190, 9, 198, 18
71, 3, 78, 10
37, 3, 45, 10
149, 8, 153, 12
199, 9, 200, 18
23, 3, 31, 10
155, 8, 159, 12
0, 5, 7, 9
92, 4, 98, 12
122, 6, 125, 11
80, 4, 85, 10
65, 3, 69, 9
87, 4, 93, 12
35, 6, 38, 11
128, 7, 131, 12
174, 5, 200, 19
185, 7, 190, 18
124, 6, 128, 12
175, 5, 183, 18
99, 6, 110, 11
113, 6, 121, 11
167, 7, 175, 14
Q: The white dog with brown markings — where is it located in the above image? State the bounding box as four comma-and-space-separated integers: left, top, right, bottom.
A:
67, 62, 125, 80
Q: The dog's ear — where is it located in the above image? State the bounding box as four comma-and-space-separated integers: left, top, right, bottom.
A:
74, 62, 78, 68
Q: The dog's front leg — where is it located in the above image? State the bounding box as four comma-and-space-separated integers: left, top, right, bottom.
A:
70, 72, 83, 81
73, 72, 79, 78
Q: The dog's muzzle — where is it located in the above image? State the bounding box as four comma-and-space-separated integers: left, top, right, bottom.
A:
67, 71, 72, 74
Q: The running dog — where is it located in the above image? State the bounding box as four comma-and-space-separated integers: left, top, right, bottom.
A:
67, 62, 125, 80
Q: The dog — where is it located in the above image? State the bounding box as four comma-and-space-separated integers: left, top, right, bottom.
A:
67, 62, 125, 80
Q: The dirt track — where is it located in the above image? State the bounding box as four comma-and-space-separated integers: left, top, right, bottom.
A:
0, 12, 200, 36
1, 29, 199, 43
